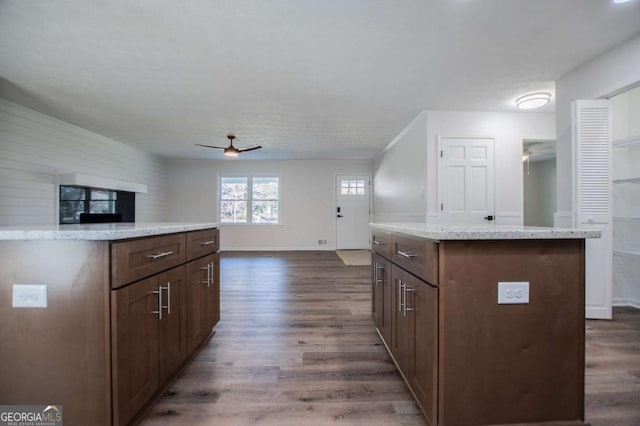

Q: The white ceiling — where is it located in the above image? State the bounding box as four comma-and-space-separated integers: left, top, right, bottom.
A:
1, 1, 639, 160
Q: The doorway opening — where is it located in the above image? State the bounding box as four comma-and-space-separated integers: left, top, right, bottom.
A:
522, 140, 556, 227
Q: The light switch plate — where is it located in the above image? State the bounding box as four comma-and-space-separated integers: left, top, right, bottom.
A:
498, 282, 529, 304
13, 284, 48, 308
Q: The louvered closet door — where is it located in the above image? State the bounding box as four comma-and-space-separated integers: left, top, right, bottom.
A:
573, 99, 612, 319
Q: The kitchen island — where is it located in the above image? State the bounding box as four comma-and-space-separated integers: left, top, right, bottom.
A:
0, 222, 220, 426
369, 223, 600, 426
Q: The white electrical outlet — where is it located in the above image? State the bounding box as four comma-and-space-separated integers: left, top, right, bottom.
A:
12, 284, 48, 308
498, 282, 529, 305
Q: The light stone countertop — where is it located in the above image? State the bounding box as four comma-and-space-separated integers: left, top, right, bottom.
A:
0, 222, 220, 241
370, 222, 600, 241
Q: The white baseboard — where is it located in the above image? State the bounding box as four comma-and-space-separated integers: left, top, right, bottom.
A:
426, 212, 439, 224
613, 297, 640, 310
554, 211, 573, 228
371, 213, 426, 223
221, 246, 336, 252
585, 306, 613, 320
495, 212, 522, 225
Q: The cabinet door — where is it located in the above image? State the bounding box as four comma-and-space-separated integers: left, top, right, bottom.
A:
187, 256, 209, 353
391, 265, 410, 373
407, 275, 438, 425
372, 253, 392, 345
371, 253, 383, 325
187, 253, 219, 354
158, 265, 187, 383
111, 276, 159, 426
205, 252, 220, 331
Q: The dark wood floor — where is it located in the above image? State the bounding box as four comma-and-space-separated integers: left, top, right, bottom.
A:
142, 251, 640, 426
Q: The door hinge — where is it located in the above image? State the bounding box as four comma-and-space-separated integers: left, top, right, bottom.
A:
440, 203, 443, 211
440, 150, 443, 158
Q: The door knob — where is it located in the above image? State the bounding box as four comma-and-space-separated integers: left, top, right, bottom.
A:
484, 215, 494, 221
337, 214, 343, 218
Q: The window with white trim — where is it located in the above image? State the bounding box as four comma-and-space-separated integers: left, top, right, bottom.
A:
220, 176, 279, 224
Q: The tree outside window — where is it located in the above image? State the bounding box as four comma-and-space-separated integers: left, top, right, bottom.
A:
220, 176, 279, 224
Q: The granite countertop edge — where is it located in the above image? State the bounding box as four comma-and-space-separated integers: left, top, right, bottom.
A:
0, 222, 221, 241
369, 222, 601, 241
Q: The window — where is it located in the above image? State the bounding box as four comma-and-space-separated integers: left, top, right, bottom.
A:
59, 185, 135, 224
220, 176, 279, 224
341, 179, 366, 195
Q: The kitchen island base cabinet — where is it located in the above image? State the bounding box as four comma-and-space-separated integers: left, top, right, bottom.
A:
371, 228, 588, 426
0, 225, 220, 426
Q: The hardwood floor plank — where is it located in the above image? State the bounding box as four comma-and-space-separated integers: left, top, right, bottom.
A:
585, 306, 640, 426
143, 251, 640, 426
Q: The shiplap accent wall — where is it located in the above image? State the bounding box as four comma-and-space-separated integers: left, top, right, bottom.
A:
0, 98, 169, 225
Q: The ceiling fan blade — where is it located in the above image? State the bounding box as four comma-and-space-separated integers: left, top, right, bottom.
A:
196, 144, 227, 150
238, 145, 262, 153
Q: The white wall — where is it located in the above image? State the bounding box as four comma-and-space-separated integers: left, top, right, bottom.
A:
0, 98, 169, 225
556, 34, 640, 218
166, 159, 373, 250
373, 110, 555, 225
523, 158, 557, 227
373, 112, 428, 223
425, 111, 555, 225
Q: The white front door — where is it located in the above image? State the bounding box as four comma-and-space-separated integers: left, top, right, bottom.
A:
439, 137, 495, 224
336, 175, 370, 249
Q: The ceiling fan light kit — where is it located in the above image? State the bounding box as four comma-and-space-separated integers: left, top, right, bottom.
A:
196, 135, 262, 157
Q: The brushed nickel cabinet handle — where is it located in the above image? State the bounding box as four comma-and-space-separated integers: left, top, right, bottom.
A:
373, 240, 385, 246
160, 282, 171, 314
199, 265, 209, 285
152, 286, 163, 320
200, 240, 216, 246
373, 261, 378, 285
375, 265, 384, 284
398, 280, 405, 312
147, 250, 173, 260
404, 287, 415, 316
397, 250, 416, 259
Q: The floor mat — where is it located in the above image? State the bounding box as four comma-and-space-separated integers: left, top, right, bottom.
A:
335, 250, 371, 266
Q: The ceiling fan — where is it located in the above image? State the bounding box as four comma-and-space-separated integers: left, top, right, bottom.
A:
196, 135, 262, 157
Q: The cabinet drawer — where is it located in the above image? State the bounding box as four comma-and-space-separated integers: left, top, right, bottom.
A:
391, 234, 438, 285
111, 233, 186, 289
186, 228, 219, 261
371, 230, 392, 258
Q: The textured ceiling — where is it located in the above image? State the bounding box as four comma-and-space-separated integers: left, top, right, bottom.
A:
1, 1, 639, 160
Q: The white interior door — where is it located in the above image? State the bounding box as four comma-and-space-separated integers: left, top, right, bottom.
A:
336, 175, 370, 250
439, 137, 495, 224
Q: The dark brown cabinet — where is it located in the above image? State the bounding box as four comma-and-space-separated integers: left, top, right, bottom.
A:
158, 266, 188, 383
111, 265, 187, 426
187, 252, 220, 353
406, 270, 437, 426
371, 230, 588, 426
111, 275, 160, 426
0, 227, 220, 426
371, 252, 391, 344
390, 264, 437, 426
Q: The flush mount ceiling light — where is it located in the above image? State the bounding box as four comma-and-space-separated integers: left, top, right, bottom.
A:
516, 92, 551, 110
613, 0, 633, 4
